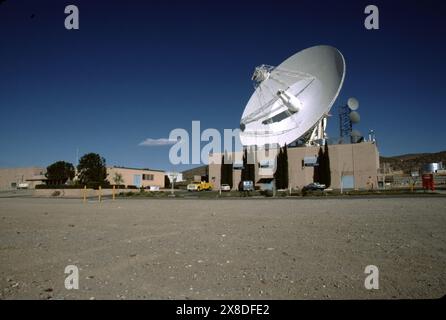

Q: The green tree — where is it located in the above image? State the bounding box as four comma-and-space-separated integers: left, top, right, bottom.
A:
283, 144, 289, 189
313, 144, 331, 187
241, 148, 255, 182
248, 162, 255, 182
77, 153, 108, 187
320, 143, 331, 187
226, 155, 234, 188
241, 149, 248, 181
221, 152, 233, 188
313, 148, 322, 183
274, 145, 289, 189
45, 161, 75, 185
274, 148, 283, 189
113, 172, 124, 185
164, 175, 171, 189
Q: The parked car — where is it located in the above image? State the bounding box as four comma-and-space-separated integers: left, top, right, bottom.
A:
220, 184, 231, 191
302, 182, 326, 191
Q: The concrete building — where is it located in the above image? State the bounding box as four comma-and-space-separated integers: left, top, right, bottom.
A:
209, 142, 380, 190
0, 166, 166, 190
107, 167, 165, 189
0, 167, 46, 190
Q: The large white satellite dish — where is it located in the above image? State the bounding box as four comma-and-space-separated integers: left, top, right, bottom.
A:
239, 45, 346, 147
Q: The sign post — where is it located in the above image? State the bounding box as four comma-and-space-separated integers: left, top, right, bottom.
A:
169, 172, 178, 197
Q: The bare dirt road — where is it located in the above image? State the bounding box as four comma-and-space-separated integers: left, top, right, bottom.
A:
0, 197, 445, 299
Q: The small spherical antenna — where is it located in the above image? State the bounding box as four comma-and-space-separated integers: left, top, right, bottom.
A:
347, 97, 359, 110
349, 111, 360, 123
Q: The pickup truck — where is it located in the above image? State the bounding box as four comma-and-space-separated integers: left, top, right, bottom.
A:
187, 181, 213, 191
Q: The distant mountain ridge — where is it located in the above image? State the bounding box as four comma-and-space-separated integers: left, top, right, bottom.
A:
380, 150, 446, 173
181, 165, 208, 181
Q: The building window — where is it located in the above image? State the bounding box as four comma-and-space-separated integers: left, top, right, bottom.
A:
143, 174, 154, 181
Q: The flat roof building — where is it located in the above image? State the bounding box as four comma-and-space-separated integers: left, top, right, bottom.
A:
107, 167, 165, 189
0, 166, 166, 190
209, 142, 380, 191
0, 167, 46, 190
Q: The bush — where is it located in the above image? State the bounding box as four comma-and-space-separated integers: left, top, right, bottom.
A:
122, 191, 135, 197
51, 191, 61, 197
36, 184, 81, 189
302, 189, 325, 196
85, 182, 111, 190
35, 183, 113, 190
261, 190, 273, 197
127, 185, 138, 189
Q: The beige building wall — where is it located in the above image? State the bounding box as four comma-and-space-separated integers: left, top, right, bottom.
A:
287, 145, 318, 189
209, 151, 246, 190
208, 153, 222, 188
107, 167, 165, 188
0, 167, 46, 190
0, 167, 167, 190
328, 143, 380, 189
209, 149, 279, 190
209, 142, 379, 190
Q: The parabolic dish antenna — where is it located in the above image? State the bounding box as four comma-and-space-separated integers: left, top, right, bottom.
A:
349, 111, 360, 123
347, 97, 359, 111
240, 45, 346, 147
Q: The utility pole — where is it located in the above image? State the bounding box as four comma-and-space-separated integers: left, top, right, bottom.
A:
169, 171, 177, 197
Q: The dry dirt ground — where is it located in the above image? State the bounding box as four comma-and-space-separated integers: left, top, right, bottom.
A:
0, 197, 445, 300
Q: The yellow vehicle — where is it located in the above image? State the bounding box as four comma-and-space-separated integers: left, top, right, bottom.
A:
187, 181, 213, 191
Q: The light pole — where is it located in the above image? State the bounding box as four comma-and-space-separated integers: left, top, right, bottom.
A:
169, 172, 178, 197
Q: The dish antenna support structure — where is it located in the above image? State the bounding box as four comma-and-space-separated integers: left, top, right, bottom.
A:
239, 45, 346, 148
339, 97, 361, 143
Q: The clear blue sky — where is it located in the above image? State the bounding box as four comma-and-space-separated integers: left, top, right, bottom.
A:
0, 0, 444, 171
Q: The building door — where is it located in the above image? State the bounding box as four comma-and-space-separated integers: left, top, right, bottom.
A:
133, 174, 142, 188
341, 175, 354, 189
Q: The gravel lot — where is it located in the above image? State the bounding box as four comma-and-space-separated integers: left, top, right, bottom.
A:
0, 197, 445, 300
